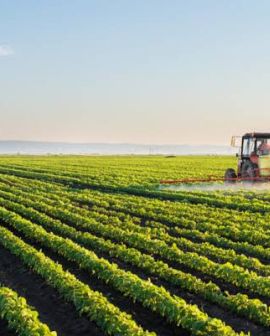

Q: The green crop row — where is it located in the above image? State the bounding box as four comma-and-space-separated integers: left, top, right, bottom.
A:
1, 192, 269, 328
22, 197, 270, 298
0, 184, 268, 278
0, 163, 268, 233
171, 226, 270, 261
1, 168, 270, 248
0, 286, 56, 336
0, 226, 155, 336
0, 155, 234, 189
0, 205, 245, 336
0, 185, 269, 300
68, 189, 270, 247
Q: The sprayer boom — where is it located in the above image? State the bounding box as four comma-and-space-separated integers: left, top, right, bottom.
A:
160, 177, 227, 184
160, 175, 270, 185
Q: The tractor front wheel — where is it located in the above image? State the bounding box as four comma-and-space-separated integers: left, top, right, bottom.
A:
224, 168, 237, 184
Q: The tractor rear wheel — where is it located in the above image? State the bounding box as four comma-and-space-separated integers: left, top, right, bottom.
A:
241, 161, 258, 183
224, 168, 237, 184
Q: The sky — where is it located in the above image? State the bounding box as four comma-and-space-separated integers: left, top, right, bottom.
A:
1, 1, 270, 145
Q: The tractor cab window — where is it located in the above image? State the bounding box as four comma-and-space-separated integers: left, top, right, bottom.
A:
257, 139, 270, 156
242, 138, 255, 156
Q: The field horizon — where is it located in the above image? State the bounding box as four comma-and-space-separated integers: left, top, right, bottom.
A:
0, 140, 236, 155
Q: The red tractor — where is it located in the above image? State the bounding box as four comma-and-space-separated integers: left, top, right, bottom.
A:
225, 132, 270, 183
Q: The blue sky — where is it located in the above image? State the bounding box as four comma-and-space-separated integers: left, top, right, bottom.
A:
1, 1, 270, 145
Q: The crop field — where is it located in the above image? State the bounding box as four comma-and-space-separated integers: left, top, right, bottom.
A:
1, 155, 270, 336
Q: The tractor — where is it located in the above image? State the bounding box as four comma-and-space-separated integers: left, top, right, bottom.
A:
225, 132, 270, 183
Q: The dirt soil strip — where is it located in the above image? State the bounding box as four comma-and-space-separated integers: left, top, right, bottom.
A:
0, 243, 105, 336
0, 318, 16, 336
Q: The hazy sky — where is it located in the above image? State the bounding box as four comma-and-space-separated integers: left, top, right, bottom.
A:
1, 1, 270, 145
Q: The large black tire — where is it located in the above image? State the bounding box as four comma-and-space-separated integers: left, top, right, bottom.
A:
241, 161, 258, 183
224, 168, 237, 184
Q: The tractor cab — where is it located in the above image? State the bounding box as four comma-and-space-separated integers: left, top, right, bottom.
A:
226, 133, 270, 182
